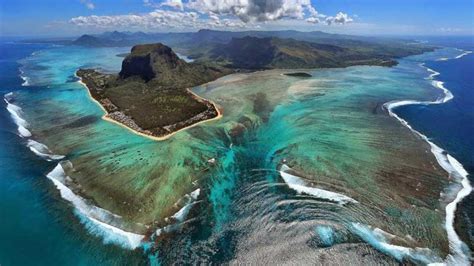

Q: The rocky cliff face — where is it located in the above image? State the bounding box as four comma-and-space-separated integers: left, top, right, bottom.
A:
118, 43, 231, 89
119, 43, 185, 82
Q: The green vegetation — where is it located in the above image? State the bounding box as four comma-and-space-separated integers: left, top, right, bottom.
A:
75, 32, 435, 139
77, 43, 230, 137
204, 36, 432, 69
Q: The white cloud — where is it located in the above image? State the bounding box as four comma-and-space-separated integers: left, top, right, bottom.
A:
325, 12, 353, 25
186, 0, 313, 22
70, 9, 246, 30
70, 0, 353, 30
164, 0, 185, 10
144, 0, 185, 11
80, 0, 95, 10
306, 17, 320, 24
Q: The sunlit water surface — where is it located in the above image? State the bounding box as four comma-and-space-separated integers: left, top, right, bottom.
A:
1, 39, 472, 265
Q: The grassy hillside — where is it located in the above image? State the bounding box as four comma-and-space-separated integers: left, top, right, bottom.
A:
77, 43, 230, 137
203, 36, 430, 69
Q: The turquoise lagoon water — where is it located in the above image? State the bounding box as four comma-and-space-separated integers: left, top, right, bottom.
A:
1, 39, 472, 265
0, 41, 147, 265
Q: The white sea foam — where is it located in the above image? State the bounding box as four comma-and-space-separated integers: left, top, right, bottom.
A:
432, 80, 454, 103
19, 68, 30, 86
4, 93, 66, 161
86, 216, 145, 249
442, 155, 472, 265
351, 223, 442, 264
436, 49, 471, 61
154, 188, 201, 238
171, 188, 200, 222
189, 188, 200, 200
279, 164, 357, 205
27, 139, 65, 161
4, 94, 32, 137
455, 50, 472, 59
46, 162, 145, 249
382, 62, 472, 265
4, 93, 145, 249
171, 203, 196, 222
425, 66, 440, 80
155, 222, 182, 238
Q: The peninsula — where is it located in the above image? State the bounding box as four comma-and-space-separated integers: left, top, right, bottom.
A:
77, 43, 232, 139
76, 34, 435, 140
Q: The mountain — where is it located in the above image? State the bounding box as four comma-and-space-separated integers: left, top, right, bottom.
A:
200, 36, 433, 69
72, 34, 108, 47
66, 30, 436, 69
76, 43, 231, 138
68, 29, 432, 50
208, 36, 354, 69
119, 43, 230, 88
71, 31, 189, 47
66, 29, 437, 71
72, 31, 156, 47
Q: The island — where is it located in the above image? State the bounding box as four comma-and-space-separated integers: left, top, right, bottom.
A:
77, 43, 232, 139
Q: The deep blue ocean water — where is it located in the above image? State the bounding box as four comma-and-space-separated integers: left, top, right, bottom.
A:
0, 36, 473, 264
396, 37, 474, 246
0, 39, 146, 265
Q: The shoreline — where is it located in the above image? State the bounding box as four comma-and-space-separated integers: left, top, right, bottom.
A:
383, 49, 472, 265
7, 47, 471, 258
75, 73, 223, 142
3, 92, 146, 249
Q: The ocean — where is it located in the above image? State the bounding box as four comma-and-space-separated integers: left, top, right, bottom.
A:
0, 36, 472, 265
0, 40, 147, 265
395, 36, 474, 251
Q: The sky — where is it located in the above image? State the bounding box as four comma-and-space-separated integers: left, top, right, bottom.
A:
0, 0, 473, 37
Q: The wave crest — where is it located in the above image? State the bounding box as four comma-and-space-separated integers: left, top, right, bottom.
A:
4, 93, 31, 137
46, 161, 145, 250
279, 164, 357, 205
382, 61, 472, 265
27, 139, 65, 161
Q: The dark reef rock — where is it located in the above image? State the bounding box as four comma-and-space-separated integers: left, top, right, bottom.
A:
62, 115, 99, 128
284, 72, 312, 77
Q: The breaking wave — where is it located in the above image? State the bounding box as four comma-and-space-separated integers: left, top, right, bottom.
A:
4, 93, 32, 137
27, 139, 65, 161
19, 68, 30, 86
279, 164, 358, 205
454, 49, 472, 59
4, 92, 144, 250
382, 52, 472, 265
171, 188, 200, 222
46, 162, 145, 249
154, 188, 201, 238
351, 223, 442, 264
4, 92, 65, 161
